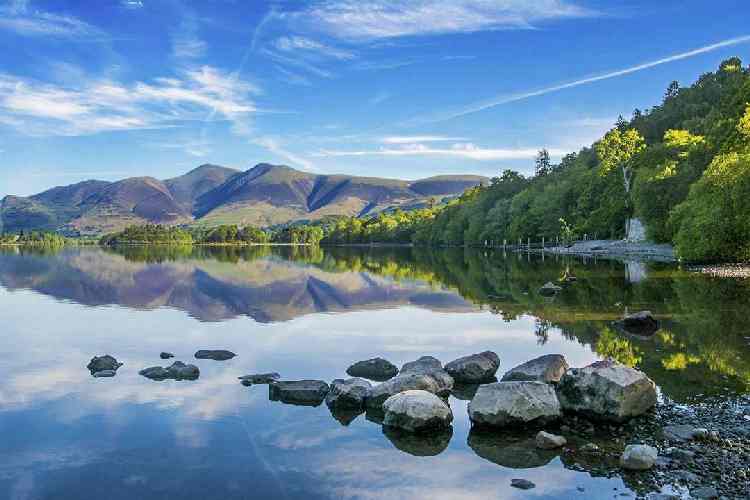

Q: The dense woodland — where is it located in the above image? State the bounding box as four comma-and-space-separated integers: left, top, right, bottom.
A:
316, 58, 750, 262
0, 230, 67, 246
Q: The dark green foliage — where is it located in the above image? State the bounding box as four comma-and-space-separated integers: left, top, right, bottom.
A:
191, 224, 270, 244
271, 225, 324, 245
0, 230, 67, 246
100, 224, 194, 245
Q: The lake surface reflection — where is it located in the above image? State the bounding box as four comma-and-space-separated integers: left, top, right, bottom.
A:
0, 246, 748, 499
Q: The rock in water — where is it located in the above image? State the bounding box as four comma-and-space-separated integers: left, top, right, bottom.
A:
92, 370, 116, 378
619, 444, 658, 470
367, 356, 454, 408
269, 380, 329, 406
468, 381, 561, 427
160, 352, 175, 359
539, 282, 563, 297
510, 479, 536, 490
445, 351, 500, 383
689, 487, 719, 499
556, 360, 657, 422
501, 354, 569, 384
87, 355, 123, 376
326, 378, 372, 409
400, 356, 454, 394
194, 349, 236, 361
346, 358, 398, 381
238, 373, 281, 385
382, 390, 453, 433
383, 425, 452, 456
616, 311, 659, 336
535, 431, 567, 449
468, 429, 558, 469
139, 361, 200, 381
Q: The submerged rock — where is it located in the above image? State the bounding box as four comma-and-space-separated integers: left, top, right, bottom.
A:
619, 444, 658, 470
139, 361, 200, 381
468, 381, 561, 427
556, 359, 657, 422
383, 425, 453, 456
87, 355, 123, 376
535, 431, 567, 449
346, 357, 398, 381
383, 390, 453, 433
501, 354, 569, 384
269, 380, 329, 406
616, 310, 659, 336
468, 429, 558, 469
510, 479, 536, 490
160, 352, 174, 359
539, 282, 563, 297
92, 369, 117, 378
328, 406, 364, 426
194, 349, 236, 361
326, 378, 372, 409
238, 372, 281, 385
444, 351, 500, 383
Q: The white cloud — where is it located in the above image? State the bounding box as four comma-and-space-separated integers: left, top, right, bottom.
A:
274, 65, 313, 86
172, 14, 207, 60
0, 66, 260, 136
408, 34, 750, 124
381, 135, 467, 144
0, 1, 104, 38
291, 0, 595, 41
273, 36, 356, 60
368, 91, 391, 106
253, 136, 317, 171
314, 142, 566, 161
121, 0, 144, 9
151, 139, 212, 157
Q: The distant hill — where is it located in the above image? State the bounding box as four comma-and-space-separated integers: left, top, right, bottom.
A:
1, 163, 487, 235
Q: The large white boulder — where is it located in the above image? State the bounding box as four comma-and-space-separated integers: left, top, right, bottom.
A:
468, 381, 561, 427
383, 390, 453, 432
556, 360, 657, 422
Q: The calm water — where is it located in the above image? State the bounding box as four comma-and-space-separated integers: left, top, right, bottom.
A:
0, 245, 748, 500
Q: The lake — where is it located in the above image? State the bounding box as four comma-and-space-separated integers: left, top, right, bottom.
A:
0, 245, 748, 499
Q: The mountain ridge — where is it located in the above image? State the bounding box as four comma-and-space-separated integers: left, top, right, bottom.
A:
1, 163, 487, 234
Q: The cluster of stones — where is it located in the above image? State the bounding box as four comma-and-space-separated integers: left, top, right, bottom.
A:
86, 349, 238, 382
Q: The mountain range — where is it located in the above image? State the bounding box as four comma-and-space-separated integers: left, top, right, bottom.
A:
0, 163, 487, 235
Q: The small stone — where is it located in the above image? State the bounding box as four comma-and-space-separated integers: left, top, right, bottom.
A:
194, 349, 236, 361
580, 443, 600, 453
689, 486, 718, 499
510, 479, 536, 490
620, 444, 658, 470
663, 424, 699, 442
539, 282, 563, 296
269, 380, 329, 406
535, 431, 567, 449
160, 352, 174, 359
87, 355, 123, 376
665, 447, 695, 463
616, 311, 659, 336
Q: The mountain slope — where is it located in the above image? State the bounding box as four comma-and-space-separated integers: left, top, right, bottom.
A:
1, 163, 488, 234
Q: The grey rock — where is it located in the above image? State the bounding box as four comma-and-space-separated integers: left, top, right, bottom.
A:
663, 424, 700, 442
328, 407, 363, 426
139, 361, 200, 381
92, 369, 116, 378
535, 431, 567, 449
238, 372, 280, 385
580, 443, 600, 453
665, 447, 695, 463
269, 380, 329, 407
160, 352, 174, 359
450, 383, 483, 401
510, 479, 536, 490
619, 444, 658, 470
502, 354, 569, 384
468, 381, 561, 427
346, 357, 398, 381
383, 390, 453, 432
616, 310, 659, 336
400, 356, 454, 394
366, 357, 454, 408
689, 486, 718, 499
646, 494, 680, 500
326, 378, 372, 409
87, 355, 123, 375
194, 349, 236, 361
539, 282, 563, 296
556, 360, 657, 422
673, 469, 700, 483
445, 351, 500, 383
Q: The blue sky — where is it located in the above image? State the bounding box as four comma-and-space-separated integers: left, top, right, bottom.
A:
1, 0, 749, 197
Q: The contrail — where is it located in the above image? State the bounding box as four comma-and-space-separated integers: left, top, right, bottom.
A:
405, 34, 750, 126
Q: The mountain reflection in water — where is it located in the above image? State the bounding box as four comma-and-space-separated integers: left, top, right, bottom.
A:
0, 245, 748, 500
